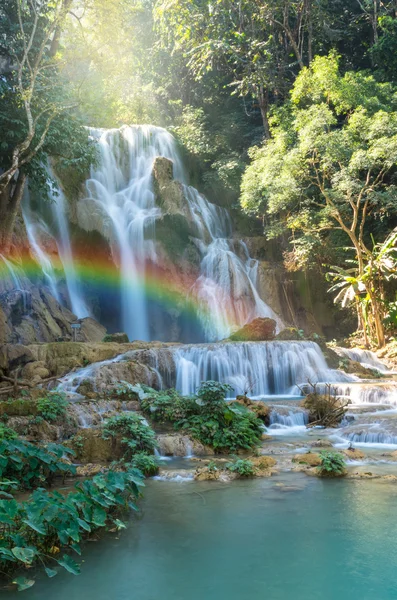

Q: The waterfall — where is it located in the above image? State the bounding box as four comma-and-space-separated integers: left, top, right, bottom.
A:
76, 125, 185, 340
269, 407, 309, 427
57, 340, 355, 397
184, 186, 282, 339
335, 347, 391, 373
21, 169, 90, 318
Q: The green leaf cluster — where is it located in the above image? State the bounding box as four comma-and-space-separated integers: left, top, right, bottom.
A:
0, 467, 144, 590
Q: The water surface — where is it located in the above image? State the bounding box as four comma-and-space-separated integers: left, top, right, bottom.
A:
7, 473, 397, 600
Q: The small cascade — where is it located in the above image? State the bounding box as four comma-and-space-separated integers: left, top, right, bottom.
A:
341, 423, 397, 446
69, 399, 137, 428
170, 341, 353, 396
335, 347, 391, 373
314, 382, 397, 406
269, 406, 309, 427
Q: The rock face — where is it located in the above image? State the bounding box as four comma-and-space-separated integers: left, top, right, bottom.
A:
0, 286, 106, 345
229, 318, 277, 342
68, 429, 123, 463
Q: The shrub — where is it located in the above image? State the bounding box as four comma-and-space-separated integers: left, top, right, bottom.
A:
139, 382, 263, 453
37, 392, 69, 422
130, 453, 159, 476
317, 451, 347, 477
0, 424, 17, 441
0, 468, 144, 591
196, 381, 233, 406
225, 458, 256, 477
140, 386, 199, 422
0, 439, 75, 489
108, 381, 139, 402
102, 413, 158, 459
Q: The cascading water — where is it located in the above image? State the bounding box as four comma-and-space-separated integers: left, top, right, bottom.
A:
184, 185, 282, 339
57, 340, 355, 398
21, 168, 90, 317
76, 126, 185, 340
335, 347, 391, 373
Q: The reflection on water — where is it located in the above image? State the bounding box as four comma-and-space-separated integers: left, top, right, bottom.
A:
10, 473, 397, 600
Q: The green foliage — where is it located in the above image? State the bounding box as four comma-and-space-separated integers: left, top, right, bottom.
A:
140, 386, 199, 422
0, 439, 75, 490
225, 458, 256, 477
0, 424, 17, 441
108, 381, 139, 402
0, 468, 144, 590
317, 451, 347, 477
102, 413, 158, 459
129, 453, 159, 477
197, 381, 233, 406
140, 383, 263, 453
37, 392, 69, 422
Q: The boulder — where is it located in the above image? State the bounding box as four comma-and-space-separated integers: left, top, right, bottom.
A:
76, 463, 107, 477
234, 395, 270, 423
249, 455, 277, 470
292, 452, 322, 467
68, 429, 123, 463
229, 318, 277, 342
156, 433, 211, 457
103, 332, 129, 344
309, 439, 333, 448
20, 361, 50, 382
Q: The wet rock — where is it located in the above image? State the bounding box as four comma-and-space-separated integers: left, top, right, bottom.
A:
343, 448, 365, 460
292, 452, 322, 467
309, 439, 333, 448
76, 380, 95, 396
234, 395, 270, 423
275, 328, 303, 341
249, 455, 277, 470
103, 332, 129, 344
76, 463, 107, 477
229, 317, 277, 342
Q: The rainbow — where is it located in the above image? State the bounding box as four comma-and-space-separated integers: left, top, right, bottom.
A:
0, 246, 242, 330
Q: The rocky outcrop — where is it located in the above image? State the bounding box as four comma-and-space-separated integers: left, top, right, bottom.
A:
68, 429, 124, 463
234, 395, 270, 424
0, 286, 106, 345
229, 318, 277, 342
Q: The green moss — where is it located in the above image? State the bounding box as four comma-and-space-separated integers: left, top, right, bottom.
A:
0, 399, 38, 417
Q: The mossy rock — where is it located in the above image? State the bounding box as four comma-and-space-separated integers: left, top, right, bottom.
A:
102, 333, 129, 343
275, 328, 304, 341
0, 398, 38, 417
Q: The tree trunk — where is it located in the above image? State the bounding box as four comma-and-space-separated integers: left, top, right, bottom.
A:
0, 172, 27, 253
257, 85, 271, 139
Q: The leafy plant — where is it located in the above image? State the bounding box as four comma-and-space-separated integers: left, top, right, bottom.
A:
0, 424, 17, 441
225, 458, 256, 477
0, 468, 144, 590
317, 451, 347, 477
130, 453, 159, 476
109, 382, 139, 402
0, 439, 75, 490
196, 381, 233, 406
37, 392, 69, 422
139, 382, 262, 453
102, 413, 158, 459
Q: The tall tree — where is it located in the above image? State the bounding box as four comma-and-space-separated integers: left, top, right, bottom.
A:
240, 54, 397, 346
